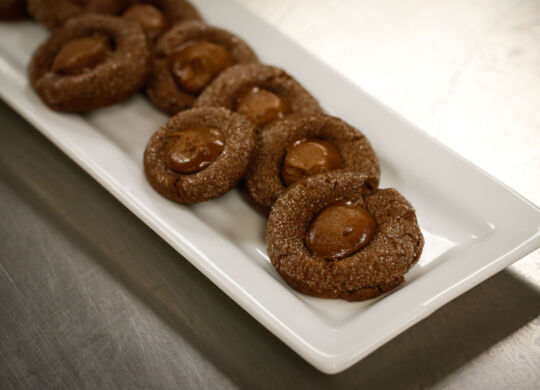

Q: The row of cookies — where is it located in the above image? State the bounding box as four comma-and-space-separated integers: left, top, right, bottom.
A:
22, 0, 323, 121
145, 109, 423, 302
132, 4, 424, 300
1, 0, 201, 32
10, 0, 424, 301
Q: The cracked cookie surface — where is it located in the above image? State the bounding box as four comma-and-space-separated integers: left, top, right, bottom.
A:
266, 171, 424, 301
244, 113, 380, 214
144, 107, 257, 203
29, 14, 152, 112
194, 63, 322, 128
147, 20, 258, 114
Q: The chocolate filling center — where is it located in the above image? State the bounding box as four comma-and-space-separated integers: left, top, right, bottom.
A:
122, 4, 167, 37
51, 35, 112, 75
281, 138, 343, 186
235, 86, 291, 127
168, 40, 234, 94
166, 126, 225, 174
305, 200, 376, 260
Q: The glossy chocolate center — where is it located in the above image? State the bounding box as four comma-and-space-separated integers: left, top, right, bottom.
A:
235, 87, 291, 127
281, 138, 343, 186
166, 127, 225, 174
169, 41, 234, 94
122, 4, 167, 37
305, 200, 376, 260
51, 35, 111, 75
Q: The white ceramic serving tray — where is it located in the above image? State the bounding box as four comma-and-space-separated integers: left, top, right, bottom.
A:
0, 0, 539, 375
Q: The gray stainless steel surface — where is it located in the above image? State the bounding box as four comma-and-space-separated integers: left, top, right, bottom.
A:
1, 0, 540, 387
0, 104, 539, 389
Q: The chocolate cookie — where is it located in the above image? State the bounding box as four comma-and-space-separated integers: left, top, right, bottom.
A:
27, 0, 128, 29
121, 0, 202, 40
146, 21, 258, 115
0, 0, 27, 20
244, 113, 380, 214
194, 63, 323, 128
144, 107, 257, 203
28, 0, 201, 32
29, 14, 152, 112
267, 171, 424, 301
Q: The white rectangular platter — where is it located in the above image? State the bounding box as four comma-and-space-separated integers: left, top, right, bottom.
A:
0, 0, 539, 375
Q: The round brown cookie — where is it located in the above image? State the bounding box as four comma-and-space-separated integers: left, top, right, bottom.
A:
244, 113, 380, 215
29, 14, 152, 112
0, 0, 27, 20
146, 21, 258, 115
193, 63, 322, 128
266, 171, 424, 301
120, 0, 202, 40
144, 107, 257, 204
27, 0, 129, 29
